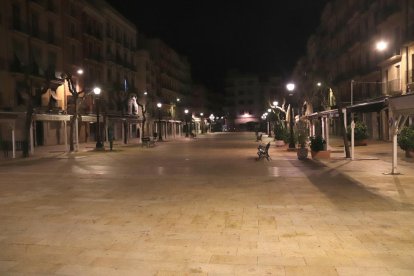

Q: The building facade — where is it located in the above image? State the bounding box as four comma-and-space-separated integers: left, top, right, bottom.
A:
224, 71, 283, 131
294, 0, 414, 141
0, 0, 193, 155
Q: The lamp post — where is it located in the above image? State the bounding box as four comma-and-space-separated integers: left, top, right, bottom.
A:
200, 112, 204, 134
267, 108, 272, 137
185, 109, 189, 137
93, 87, 103, 149
286, 83, 296, 150
157, 102, 163, 141
209, 114, 214, 133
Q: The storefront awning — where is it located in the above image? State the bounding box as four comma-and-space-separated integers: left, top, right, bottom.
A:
347, 98, 388, 113
388, 93, 414, 115
305, 109, 338, 119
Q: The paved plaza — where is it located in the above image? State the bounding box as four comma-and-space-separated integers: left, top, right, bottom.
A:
0, 132, 414, 275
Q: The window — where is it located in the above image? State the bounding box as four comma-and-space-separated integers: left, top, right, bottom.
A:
31, 12, 39, 37
70, 3, 76, 17
12, 4, 21, 30
107, 68, 112, 81
70, 23, 76, 38
47, 51, 56, 68
71, 44, 76, 64
47, 21, 55, 43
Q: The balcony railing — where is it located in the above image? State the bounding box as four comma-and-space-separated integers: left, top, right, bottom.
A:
385, 78, 402, 96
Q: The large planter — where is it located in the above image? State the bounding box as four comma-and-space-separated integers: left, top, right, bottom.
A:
311, 150, 331, 159
275, 140, 285, 147
297, 147, 308, 160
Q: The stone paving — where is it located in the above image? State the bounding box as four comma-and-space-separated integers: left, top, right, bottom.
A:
0, 132, 413, 275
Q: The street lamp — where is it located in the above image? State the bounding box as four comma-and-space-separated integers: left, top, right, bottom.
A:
209, 114, 214, 133
200, 112, 204, 134
93, 87, 103, 149
184, 109, 189, 137
157, 102, 163, 141
286, 83, 296, 150
376, 40, 388, 52
267, 108, 272, 137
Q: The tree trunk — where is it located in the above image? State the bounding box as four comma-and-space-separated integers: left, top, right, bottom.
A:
69, 115, 75, 151
23, 106, 33, 157
338, 105, 350, 158
141, 117, 146, 139
69, 96, 78, 152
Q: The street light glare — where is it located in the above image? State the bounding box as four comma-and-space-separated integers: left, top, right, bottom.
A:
184, 109, 189, 114
267, 108, 271, 113
273, 101, 278, 106
77, 69, 83, 75
157, 103, 162, 108
317, 82, 322, 87
93, 87, 101, 95
376, 40, 388, 52
286, 83, 295, 91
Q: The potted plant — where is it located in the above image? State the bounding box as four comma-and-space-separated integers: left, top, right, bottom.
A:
398, 125, 414, 158
274, 121, 286, 147
296, 119, 309, 160
310, 135, 330, 159
347, 121, 368, 146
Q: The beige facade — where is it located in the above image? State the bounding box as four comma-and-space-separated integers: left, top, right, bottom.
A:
139, 38, 191, 105
294, 0, 414, 141
225, 71, 282, 131
137, 36, 192, 134
0, 0, 190, 150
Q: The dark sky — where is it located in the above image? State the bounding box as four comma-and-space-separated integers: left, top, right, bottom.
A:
107, 1, 329, 91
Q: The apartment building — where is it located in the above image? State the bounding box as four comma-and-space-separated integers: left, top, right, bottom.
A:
224, 71, 283, 131
137, 37, 192, 137
294, 0, 414, 141
0, 0, 190, 153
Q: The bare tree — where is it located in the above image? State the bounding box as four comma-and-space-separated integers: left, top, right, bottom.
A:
63, 73, 85, 152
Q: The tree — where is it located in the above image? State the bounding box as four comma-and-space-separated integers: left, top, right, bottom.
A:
63, 73, 85, 152
20, 74, 57, 157
137, 100, 147, 139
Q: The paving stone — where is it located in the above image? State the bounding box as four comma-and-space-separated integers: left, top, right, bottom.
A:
0, 133, 413, 275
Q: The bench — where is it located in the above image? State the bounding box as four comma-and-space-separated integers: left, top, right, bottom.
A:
257, 142, 271, 161
141, 137, 155, 148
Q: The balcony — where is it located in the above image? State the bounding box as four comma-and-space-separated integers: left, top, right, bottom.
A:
10, 19, 29, 34
385, 78, 402, 96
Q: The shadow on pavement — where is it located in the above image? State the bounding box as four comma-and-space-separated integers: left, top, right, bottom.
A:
287, 158, 414, 212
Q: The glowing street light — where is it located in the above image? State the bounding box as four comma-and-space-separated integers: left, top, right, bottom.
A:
376, 40, 388, 52
157, 102, 163, 141
93, 87, 103, 149
286, 83, 295, 93
184, 109, 189, 137
286, 82, 296, 150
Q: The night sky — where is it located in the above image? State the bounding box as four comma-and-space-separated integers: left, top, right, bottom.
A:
107, 1, 330, 91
